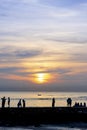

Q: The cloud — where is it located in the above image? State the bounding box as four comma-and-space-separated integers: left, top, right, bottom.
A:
0, 46, 42, 59
29, 67, 72, 75
70, 53, 87, 62
0, 0, 87, 46
46, 37, 87, 44
38, 0, 84, 8
15, 50, 42, 58
0, 67, 20, 73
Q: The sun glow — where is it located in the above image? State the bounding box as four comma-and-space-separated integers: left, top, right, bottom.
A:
35, 73, 50, 84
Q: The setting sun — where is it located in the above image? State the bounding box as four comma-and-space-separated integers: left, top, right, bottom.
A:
37, 73, 45, 83
35, 73, 50, 84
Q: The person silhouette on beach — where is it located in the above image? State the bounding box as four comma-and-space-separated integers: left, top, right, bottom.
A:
52, 98, 55, 107
67, 98, 72, 107
22, 99, 26, 108
8, 97, 10, 107
84, 102, 86, 107
17, 99, 22, 107
1, 96, 6, 108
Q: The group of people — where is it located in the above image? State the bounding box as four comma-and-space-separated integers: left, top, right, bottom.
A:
67, 98, 87, 107
17, 99, 26, 108
1, 96, 26, 108
73, 102, 86, 107
1, 97, 56, 108
1, 96, 87, 108
52, 97, 72, 107
1, 97, 10, 108
52, 97, 87, 108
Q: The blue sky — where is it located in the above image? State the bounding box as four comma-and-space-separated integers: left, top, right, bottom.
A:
0, 0, 87, 91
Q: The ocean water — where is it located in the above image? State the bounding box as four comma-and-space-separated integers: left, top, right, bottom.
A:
0, 91, 87, 130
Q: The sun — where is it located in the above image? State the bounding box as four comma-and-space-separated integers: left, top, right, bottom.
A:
35, 73, 50, 84
36, 73, 46, 83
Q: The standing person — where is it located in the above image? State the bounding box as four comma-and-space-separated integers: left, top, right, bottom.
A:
1, 96, 6, 108
52, 98, 55, 107
22, 99, 26, 108
8, 97, 10, 107
17, 99, 22, 107
67, 98, 72, 107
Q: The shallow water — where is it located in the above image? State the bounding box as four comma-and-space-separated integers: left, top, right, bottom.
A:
0, 91, 87, 107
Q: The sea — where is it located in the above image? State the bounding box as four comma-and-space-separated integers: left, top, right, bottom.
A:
0, 91, 87, 130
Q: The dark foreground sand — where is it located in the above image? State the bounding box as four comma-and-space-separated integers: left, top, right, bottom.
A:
0, 107, 87, 126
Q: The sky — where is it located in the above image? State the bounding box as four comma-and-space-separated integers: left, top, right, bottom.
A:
0, 0, 87, 91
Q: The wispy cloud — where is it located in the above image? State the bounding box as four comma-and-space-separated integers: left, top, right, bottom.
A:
0, 46, 43, 59
0, 0, 87, 47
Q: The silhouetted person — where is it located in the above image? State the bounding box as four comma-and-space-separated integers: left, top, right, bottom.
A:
73, 102, 79, 107
77, 102, 80, 107
22, 99, 26, 108
67, 98, 72, 107
8, 97, 10, 107
1, 96, 6, 108
17, 99, 22, 107
84, 102, 86, 107
52, 98, 55, 107
80, 102, 82, 107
